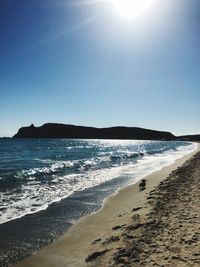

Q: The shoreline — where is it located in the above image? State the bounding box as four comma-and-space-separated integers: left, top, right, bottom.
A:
13, 145, 199, 267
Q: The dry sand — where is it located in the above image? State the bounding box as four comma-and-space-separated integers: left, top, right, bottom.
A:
13, 146, 199, 267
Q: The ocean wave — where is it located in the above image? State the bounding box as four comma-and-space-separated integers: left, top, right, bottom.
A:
110, 152, 145, 160
0, 140, 197, 224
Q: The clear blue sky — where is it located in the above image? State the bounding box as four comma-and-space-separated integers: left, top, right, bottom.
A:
1, 0, 200, 137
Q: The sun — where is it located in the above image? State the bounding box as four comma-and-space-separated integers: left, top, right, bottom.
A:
111, 0, 156, 19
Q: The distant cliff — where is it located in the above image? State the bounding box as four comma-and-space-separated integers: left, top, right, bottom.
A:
13, 123, 176, 140
176, 135, 200, 142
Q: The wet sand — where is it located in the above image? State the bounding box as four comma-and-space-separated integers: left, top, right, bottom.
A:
13, 146, 199, 267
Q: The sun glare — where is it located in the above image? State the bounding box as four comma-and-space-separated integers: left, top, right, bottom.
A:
111, 0, 156, 19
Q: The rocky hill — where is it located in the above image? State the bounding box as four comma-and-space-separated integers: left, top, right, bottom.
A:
13, 123, 176, 140
176, 135, 200, 142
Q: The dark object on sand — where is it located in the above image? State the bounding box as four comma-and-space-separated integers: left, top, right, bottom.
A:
139, 179, 147, 191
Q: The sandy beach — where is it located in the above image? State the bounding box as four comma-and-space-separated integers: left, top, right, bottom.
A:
13, 146, 199, 267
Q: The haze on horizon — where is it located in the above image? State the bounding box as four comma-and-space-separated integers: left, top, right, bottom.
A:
1, 0, 200, 137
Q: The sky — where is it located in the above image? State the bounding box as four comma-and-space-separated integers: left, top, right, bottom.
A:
1, 0, 200, 137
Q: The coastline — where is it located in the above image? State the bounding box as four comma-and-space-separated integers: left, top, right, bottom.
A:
13, 144, 199, 267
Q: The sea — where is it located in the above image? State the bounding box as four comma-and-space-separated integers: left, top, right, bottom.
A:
0, 138, 197, 266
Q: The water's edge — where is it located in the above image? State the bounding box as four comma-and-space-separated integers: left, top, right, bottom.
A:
0, 141, 198, 267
